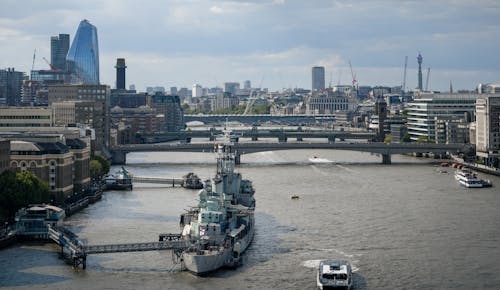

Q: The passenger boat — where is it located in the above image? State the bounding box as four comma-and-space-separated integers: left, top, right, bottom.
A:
454, 168, 492, 188
317, 260, 353, 290
182, 172, 204, 189
104, 167, 133, 190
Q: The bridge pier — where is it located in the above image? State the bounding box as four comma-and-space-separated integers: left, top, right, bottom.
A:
111, 151, 127, 165
382, 154, 391, 164
72, 254, 87, 269
235, 153, 241, 165
296, 137, 303, 141
278, 136, 287, 143
328, 136, 336, 143
251, 126, 259, 141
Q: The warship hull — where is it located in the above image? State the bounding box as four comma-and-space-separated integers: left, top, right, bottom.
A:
183, 220, 254, 275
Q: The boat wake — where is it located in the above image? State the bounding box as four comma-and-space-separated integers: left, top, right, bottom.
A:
302, 259, 323, 269
302, 248, 361, 272
308, 157, 332, 163
335, 164, 359, 174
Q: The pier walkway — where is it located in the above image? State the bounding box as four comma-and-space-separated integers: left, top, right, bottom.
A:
47, 225, 188, 269
85, 240, 189, 254
133, 176, 183, 186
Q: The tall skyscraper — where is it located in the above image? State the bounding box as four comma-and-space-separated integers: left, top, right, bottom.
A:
115, 58, 126, 90
66, 20, 100, 84
244, 80, 251, 89
312, 66, 325, 91
417, 53, 423, 91
50, 34, 70, 71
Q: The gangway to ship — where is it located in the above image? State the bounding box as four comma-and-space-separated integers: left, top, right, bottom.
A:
84, 240, 189, 254
47, 225, 189, 269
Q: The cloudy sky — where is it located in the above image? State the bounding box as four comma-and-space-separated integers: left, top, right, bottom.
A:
1, 0, 500, 92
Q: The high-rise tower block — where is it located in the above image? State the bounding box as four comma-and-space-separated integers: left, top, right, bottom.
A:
66, 20, 100, 84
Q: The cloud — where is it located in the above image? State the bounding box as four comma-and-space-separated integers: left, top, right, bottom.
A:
1, 0, 500, 92
210, 6, 224, 14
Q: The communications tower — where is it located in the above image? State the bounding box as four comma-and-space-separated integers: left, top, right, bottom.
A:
417, 53, 423, 91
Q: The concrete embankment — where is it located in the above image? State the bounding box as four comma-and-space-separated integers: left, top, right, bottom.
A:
451, 156, 500, 177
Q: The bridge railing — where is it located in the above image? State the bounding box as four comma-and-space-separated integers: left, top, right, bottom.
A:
84, 240, 190, 254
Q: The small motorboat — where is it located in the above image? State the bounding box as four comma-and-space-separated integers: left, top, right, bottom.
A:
317, 260, 352, 290
291, 195, 300, 200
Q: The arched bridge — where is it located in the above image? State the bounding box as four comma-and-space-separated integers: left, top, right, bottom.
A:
111, 142, 473, 165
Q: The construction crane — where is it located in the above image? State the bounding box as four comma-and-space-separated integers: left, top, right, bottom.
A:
243, 76, 264, 115
425, 67, 431, 91
243, 89, 255, 115
348, 60, 357, 87
42, 57, 56, 71
401, 55, 408, 94
348, 60, 358, 97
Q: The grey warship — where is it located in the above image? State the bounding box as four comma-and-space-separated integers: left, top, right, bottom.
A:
179, 129, 255, 274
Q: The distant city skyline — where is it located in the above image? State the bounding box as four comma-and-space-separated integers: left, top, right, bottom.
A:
1, 0, 500, 92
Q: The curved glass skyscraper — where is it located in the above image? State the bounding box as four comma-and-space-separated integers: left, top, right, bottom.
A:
66, 20, 99, 84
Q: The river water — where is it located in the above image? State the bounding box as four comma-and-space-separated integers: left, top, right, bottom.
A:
1, 149, 500, 289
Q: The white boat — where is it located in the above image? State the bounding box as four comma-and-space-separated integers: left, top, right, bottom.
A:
317, 260, 352, 290
104, 167, 133, 190
454, 168, 492, 188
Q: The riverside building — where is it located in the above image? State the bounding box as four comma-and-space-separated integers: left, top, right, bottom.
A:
9, 139, 90, 202
10, 141, 73, 201
475, 94, 500, 167
406, 92, 477, 142
48, 84, 110, 152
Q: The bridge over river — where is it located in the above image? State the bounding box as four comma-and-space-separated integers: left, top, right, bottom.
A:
111, 142, 473, 165
183, 114, 335, 125
137, 128, 375, 143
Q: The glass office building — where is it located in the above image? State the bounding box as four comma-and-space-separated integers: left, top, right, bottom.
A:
50, 34, 70, 71
66, 20, 99, 84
